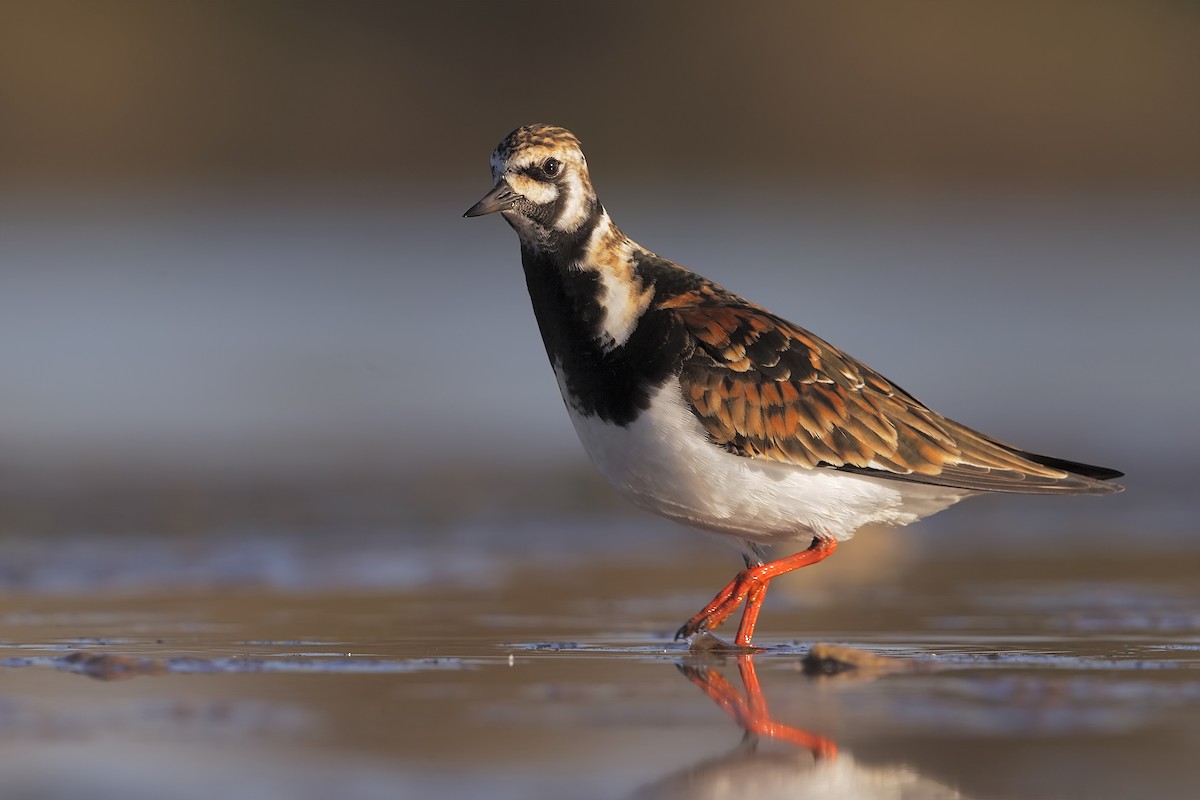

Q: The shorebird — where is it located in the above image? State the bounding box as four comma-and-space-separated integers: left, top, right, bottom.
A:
465, 123, 1123, 648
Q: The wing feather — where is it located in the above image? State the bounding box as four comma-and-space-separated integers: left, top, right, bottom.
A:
673, 302, 1122, 495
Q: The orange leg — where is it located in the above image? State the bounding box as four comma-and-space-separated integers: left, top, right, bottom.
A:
680, 654, 837, 758
676, 537, 838, 647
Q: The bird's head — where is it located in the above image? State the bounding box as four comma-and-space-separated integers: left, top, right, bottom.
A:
464, 124, 599, 245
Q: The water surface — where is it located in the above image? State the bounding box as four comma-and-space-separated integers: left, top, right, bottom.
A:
3, 512, 1198, 800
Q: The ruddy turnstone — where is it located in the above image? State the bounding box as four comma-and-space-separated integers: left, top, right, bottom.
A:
465, 124, 1124, 648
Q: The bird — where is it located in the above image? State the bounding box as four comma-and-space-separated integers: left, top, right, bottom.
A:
464, 123, 1124, 649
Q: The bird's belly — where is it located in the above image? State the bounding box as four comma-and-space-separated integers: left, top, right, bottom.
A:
560, 377, 971, 544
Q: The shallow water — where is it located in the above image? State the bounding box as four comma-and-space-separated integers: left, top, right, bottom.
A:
3, 512, 1199, 800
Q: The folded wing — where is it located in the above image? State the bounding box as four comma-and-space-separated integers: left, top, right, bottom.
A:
672, 302, 1123, 495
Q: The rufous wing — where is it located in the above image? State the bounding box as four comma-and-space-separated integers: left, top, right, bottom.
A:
673, 302, 1121, 495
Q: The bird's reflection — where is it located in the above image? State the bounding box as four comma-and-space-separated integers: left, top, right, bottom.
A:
634, 649, 970, 800
677, 653, 837, 759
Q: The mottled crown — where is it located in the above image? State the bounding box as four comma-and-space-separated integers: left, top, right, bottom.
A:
490, 124, 586, 178
494, 123, 580, 159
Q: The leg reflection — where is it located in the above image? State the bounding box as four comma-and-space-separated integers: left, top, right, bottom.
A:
679, 653, 837, 759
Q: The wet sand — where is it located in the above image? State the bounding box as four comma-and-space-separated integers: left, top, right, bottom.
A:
2, 512, 1198, 800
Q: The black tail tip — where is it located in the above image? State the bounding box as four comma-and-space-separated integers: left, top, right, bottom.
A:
1019, 450, 1124, 482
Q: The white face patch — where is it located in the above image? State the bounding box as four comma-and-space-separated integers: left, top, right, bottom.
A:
554, 170, 589, 233
506, 172, 558, 205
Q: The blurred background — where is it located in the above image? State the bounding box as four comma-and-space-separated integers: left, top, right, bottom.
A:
4, 8, 1200, 798
0, 0, 1196, 545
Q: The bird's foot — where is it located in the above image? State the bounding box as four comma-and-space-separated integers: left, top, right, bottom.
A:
675, 538, 839, 647
674, 569, 766, 644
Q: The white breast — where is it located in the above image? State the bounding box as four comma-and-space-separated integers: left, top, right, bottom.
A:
557, 373, 972, 545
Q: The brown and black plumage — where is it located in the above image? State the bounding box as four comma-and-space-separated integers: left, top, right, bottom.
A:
466, 123, 1123, 647
673, 300, 1121, 494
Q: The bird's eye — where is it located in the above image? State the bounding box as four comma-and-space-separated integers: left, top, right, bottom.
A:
541, 158, 561, 178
